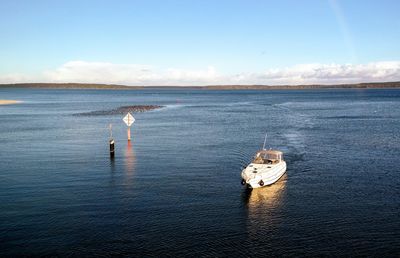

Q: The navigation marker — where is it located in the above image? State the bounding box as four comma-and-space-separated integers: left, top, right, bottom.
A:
123, 113, 135, 141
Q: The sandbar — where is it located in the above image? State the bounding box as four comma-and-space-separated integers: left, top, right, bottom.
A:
0, 100, 22, 105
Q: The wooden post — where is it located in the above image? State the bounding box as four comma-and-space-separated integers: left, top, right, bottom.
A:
109, 124, 115, 158
110, 139, 115, 158
127, 127, 131, 141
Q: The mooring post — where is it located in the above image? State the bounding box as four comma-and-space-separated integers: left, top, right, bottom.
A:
109, 139, 115, 158
109, 124, 115, 158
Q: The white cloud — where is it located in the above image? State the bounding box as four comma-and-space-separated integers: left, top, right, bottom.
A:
1, 60, 400, 86
257, 62, 400, 85
164, 66, 219, 85
44, 61, 156, 84
0, 73, 38, 84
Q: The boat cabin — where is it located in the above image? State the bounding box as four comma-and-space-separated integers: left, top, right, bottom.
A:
252, 150, 283, 164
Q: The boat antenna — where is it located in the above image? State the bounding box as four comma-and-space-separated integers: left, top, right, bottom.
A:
262, 132, 267, 150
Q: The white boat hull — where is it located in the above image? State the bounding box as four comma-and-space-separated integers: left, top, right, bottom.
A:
241, 161, 286, 188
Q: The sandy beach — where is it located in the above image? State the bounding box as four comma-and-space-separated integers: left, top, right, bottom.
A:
0, 100, 22, 105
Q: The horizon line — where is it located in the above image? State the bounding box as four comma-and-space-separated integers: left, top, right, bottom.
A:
1, 80, 400, 89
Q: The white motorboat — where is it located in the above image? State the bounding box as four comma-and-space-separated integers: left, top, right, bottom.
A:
241, 134, 287, 188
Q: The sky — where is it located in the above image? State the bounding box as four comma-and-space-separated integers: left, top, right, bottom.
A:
0, 0, 399, 86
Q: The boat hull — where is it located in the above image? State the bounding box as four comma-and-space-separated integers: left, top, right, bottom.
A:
241, 161, 286, 188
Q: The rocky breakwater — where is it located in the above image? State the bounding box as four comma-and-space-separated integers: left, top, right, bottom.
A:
76, 105, 164, 116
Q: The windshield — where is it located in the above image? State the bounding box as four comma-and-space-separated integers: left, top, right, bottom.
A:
253, 152, 282, 164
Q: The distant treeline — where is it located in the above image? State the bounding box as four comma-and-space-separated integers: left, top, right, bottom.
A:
0, 83, 138, 89
204, 81, 400, 90
1, 81, 400, 90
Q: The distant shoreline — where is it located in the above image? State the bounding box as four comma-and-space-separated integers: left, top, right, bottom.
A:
0, 81, 400, 90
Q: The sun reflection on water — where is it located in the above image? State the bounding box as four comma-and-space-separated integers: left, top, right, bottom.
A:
243, 174, 287, 236
124, 141, 136, 183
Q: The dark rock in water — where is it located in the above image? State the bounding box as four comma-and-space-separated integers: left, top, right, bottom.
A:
76, 105, 163, 116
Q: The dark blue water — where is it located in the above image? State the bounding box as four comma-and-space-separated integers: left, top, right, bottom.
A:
1, 88, 399, 257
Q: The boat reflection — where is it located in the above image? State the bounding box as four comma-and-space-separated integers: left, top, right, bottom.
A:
244, 174, 287, 209
243, 174, 287, 236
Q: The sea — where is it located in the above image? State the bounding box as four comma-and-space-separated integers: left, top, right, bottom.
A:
0, 88, 399, 257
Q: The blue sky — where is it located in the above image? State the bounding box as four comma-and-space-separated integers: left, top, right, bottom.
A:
0, 0, 399, 85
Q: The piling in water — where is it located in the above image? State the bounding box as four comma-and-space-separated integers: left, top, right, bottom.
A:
109, 139, 115, 158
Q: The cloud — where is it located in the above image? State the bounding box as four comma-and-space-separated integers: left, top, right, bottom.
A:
258, 62, 400, 84
0, 73, 38, 84
1, 60, 400, 86
44, 61, 156, 84
42, 61, 221, 86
